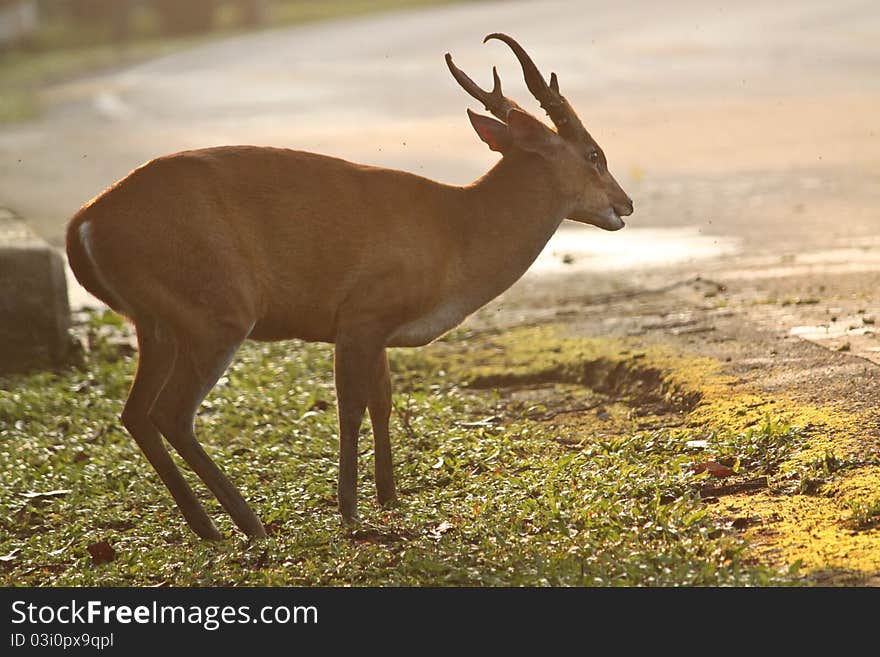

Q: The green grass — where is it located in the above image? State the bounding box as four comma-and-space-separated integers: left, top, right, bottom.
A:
846, 499, 880, 531
0, 312, 805, 586
0, 0, 473, 124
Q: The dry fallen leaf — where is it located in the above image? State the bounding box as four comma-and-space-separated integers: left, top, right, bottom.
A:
20, 489, 72, 500
457, 416, 501, 428
430, 520, 455, 539
0, 548, 20, 563
692, 461, 736, 478
87, 540, 116, 565
48, 539, 76, 557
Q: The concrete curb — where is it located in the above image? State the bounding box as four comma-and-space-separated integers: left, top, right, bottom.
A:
0, 208, 72, 373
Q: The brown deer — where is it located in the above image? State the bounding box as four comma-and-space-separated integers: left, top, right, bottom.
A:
66, 34, 633, 539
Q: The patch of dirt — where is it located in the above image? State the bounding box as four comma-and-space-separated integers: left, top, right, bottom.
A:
468, 354, 701, 417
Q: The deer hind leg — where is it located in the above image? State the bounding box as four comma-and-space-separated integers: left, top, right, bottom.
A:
150, 320, 267, 539
122, 316, 222, 540
368, 349, 396, 505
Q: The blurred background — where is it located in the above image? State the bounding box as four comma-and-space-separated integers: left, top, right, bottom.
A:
0, 0, 878, 357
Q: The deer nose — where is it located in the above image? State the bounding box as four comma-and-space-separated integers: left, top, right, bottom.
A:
615, 197, 634, 217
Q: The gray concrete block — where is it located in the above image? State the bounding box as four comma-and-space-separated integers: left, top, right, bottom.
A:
0, 210, 71, 373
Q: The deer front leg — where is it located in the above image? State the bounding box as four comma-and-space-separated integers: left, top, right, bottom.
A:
369, 349, 396, 505
334, 336, 384, 524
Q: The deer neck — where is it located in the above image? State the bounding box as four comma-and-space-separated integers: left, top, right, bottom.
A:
374, 153, 571, 348
453, 153, 567, 306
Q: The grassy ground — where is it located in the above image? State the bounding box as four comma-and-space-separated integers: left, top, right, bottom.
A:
0, 0, 471, 124
0, 311, 846, 587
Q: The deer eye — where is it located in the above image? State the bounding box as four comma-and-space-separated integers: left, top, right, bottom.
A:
588, 151, 599, 164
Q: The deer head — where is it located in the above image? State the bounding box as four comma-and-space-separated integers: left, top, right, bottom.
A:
446, 33, 633, 231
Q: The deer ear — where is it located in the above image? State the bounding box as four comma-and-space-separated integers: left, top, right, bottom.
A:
506, 109, 558, 156
467, 109, 511, 153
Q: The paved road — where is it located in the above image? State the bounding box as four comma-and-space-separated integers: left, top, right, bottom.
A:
1, 0, 877, 245
2, 0, 879, 357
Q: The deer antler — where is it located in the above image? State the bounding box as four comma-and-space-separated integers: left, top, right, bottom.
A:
445, 52, 524, 122
483, 33, 587, 141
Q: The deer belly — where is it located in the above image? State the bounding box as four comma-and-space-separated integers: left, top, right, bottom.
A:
388, 299, 471, 347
